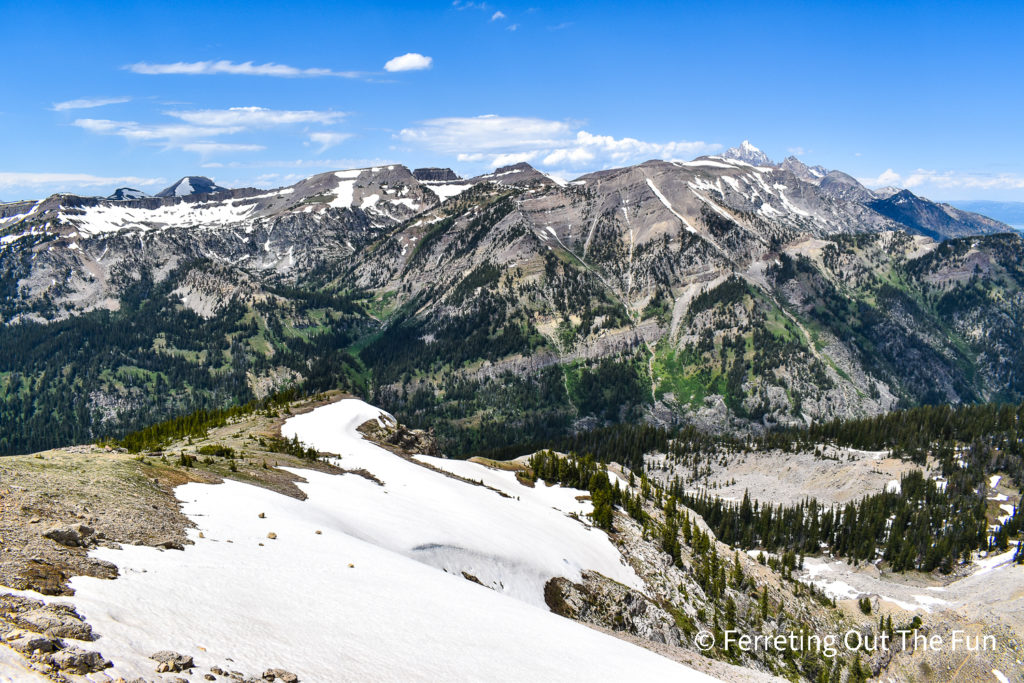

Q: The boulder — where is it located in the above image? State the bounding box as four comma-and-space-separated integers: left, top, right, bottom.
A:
49, 645, 111, 674
150, 650, 194, 672
5, 629, 60, 654
263, 669, 300, 683
42, 523, 95, 547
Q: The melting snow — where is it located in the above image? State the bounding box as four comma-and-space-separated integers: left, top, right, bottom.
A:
426, 182, 472, 202
58, 398, 709, 682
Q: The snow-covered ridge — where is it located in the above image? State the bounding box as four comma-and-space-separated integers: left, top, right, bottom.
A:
279, 399, 643, 604
57, 398, 713, 681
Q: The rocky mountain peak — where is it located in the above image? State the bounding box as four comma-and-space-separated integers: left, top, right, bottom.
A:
722, 140, 774, 167
155, 176, 229, 198
413, 167, 461, 182
781, 156, 828, 184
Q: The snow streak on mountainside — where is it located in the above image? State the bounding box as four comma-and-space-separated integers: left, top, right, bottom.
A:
61, 398, 717, 682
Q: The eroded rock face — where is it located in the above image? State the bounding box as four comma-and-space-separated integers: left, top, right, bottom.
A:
1, 596, 110, 675
17, 603, 95, 640
544, 570, 683, 646
413, 167, 460, 182
358, 416, 440, 456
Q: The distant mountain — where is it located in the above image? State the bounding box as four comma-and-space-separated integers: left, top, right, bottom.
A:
156, 176, 229, 198
948, 200, 1024, 229
107, 187, 149, 201
868, 189, 1011, 240
722, 140, 774, 166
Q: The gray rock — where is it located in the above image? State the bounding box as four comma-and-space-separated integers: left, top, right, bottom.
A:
150, 650, 194, 672
18, 604, 95, 640
5, 629, 60, 654
42, 523, 95, 547
49, 645, 111, 674
263, 669, 299, 683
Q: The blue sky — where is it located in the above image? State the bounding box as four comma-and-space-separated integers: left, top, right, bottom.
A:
2, 0, 1023, 201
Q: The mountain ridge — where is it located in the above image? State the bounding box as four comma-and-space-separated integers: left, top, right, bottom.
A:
0, 152, 1022, 457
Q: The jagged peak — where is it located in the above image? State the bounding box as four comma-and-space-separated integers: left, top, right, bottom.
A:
722, 140, 774, 167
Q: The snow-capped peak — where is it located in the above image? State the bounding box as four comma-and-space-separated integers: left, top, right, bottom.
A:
723, 140, 774, 167
155, 176, 229, 198
106, 187, 150, 201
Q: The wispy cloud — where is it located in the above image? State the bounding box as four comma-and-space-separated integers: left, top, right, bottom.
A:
52, 96, 131, 111
0, 172, 163, 189
179, 142, 266, 155
383, 53, 433, 72
858, 168, 1024, 192
199, 157, 394, 170
125, 60, 361, 78
74, 118, 240, 141
170, 107, 345, 127
400, 115, 572, 153
491, 10, 506, 20
306, 132, 353, 153
72, 106, 349, 157
399, 114, 719, 170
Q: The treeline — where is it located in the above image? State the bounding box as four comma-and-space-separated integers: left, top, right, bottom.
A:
117, 389, 303, 452
761, 401, 1024, 460
675, 470, 989, 573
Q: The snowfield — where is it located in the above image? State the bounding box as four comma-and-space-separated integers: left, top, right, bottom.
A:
62, 398, 718, 681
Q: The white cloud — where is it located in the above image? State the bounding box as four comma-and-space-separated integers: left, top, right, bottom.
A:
858, 168, 903, 187
542, 147, 595, 165
0, 172, 163, 189
571, 130, 717, 163
787, 146, 806, 156
858, 168, 1024, 192
170, 106, 345, 127
399, 115, 719, 171
179, 142, 266, 155
508, 24, 518, 31
491, 10, 506, 20
126, 60, 360, 78
52, 96, 130, 111
384, 53, 433, 72
492, 152, 538, 167
307, 132, 353, 153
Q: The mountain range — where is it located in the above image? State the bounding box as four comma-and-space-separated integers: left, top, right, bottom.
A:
1, 142, 1022, 456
